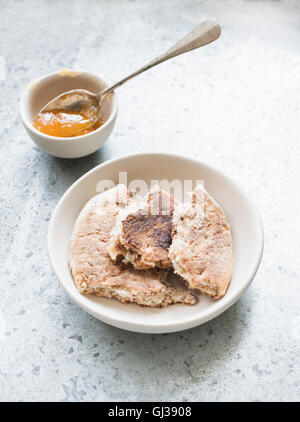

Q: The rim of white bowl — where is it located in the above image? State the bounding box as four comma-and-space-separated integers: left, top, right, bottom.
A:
19, 68, 118, 142
48, 152, 264, 333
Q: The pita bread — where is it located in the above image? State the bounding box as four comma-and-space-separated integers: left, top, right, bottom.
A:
169, 184, 233, 299
69, 185, 197, 307
107, 187, 174, 269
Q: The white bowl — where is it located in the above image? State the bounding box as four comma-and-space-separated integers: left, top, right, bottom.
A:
20, 69, 118, 158
48, 153, 264, 333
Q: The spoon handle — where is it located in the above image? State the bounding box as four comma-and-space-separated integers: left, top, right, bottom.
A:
100, 19, 221, 97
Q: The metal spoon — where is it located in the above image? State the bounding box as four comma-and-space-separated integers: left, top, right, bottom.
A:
40, 19, 221, 136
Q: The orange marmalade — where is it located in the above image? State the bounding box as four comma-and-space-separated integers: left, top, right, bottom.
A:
32, 109, 103, 137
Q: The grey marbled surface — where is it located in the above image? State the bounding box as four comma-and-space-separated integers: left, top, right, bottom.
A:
0, 0, 299, 401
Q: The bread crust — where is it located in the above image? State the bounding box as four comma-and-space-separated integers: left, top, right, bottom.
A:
107, 188, 175, 269
169, 184, 233, 300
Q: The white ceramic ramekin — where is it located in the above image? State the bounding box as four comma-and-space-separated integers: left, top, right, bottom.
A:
20, 69, 118, 158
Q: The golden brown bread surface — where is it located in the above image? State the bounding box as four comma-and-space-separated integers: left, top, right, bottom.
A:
108, 188, 175, 269
69, 185, 197, 307
169, 184, 233, 300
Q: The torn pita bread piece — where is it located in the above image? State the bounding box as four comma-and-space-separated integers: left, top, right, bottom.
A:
169, 184, 233, 300
69, 184, 197, 307
107, 187, 175, 270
